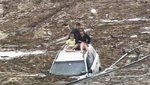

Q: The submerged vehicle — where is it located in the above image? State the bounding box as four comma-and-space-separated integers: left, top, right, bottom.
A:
50, 44, 101, 76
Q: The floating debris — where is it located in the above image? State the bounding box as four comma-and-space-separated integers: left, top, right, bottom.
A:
100, 18, 150, 23
0, 31, 8, 40
90, 9, 97, 15
139, 27, 150, 34
127, 18, 149, 21
130, 35, 138, 38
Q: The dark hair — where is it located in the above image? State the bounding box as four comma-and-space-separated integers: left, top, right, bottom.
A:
69, 33, 75, 38
76, 22, 81, 26
80, 29, 84, 32
62, 23, 68, 26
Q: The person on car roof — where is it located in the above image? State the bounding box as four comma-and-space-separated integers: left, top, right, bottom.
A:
69, 22, 82, 43
78, 28, 91, 53
64, 33, 78, 52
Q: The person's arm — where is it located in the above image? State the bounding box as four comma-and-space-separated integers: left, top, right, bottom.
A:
62, 40, 69, 48
85, 34, 91, 44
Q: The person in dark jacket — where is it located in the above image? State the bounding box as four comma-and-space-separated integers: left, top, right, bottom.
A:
69, 22, 82, 43
78, 28, 91, 53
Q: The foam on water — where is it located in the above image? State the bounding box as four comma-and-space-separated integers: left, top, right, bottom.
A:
0, 50, 45, 60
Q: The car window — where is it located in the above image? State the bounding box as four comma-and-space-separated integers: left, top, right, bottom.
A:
50, 61, 86, 75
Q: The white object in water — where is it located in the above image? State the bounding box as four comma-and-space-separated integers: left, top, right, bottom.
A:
90, 9, 97, 14
0, 50, 45, 60
140, 27, 150, 34
130, 35, 138, 38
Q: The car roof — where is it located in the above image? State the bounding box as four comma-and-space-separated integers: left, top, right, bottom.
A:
55, 50, 84, 62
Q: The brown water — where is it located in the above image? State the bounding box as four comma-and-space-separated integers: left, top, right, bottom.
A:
0, 0, 150, 85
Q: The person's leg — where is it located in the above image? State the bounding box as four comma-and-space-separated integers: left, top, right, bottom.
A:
65, 46, 72, 51
72, 44, 78, 50
84, 44, 89, 52
80, 42, 84, 53
82, 42, 89, 52
64, 45, 68, 50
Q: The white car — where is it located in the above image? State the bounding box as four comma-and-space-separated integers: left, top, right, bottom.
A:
50, 44, 101, 76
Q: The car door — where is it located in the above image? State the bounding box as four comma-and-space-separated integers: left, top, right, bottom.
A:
87, 50, 100, 73
93, 53, 100, 72
86, 52, 99, 73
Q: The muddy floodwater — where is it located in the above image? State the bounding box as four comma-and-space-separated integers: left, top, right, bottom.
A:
0, 0, 150, 85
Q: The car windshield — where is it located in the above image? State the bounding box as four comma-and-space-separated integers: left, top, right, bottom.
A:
50, 61, 86, 75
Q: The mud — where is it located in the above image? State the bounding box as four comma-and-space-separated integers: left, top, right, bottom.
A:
0, 0, 150, 85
